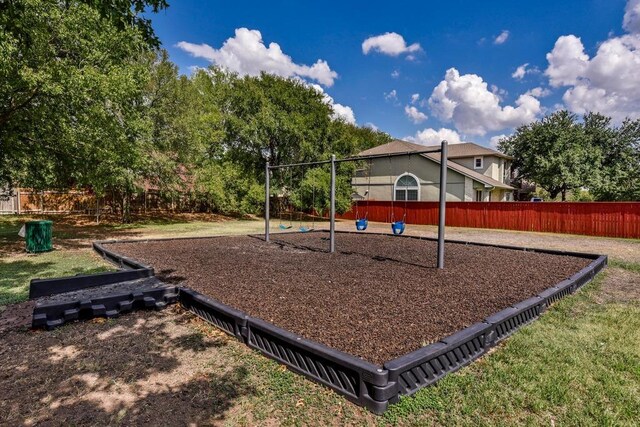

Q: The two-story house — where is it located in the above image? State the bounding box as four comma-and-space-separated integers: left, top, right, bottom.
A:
352, 139, 514, 202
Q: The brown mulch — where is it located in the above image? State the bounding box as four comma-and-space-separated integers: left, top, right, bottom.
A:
0, 300, 35, 335
107, 232, 592, 365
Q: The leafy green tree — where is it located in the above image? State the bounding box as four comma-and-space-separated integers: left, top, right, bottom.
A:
81, 0, 168, 47
583, 113, 640, 201
222, 72, 333, 175
0, 0, 167, 221
191, 70, 391, 215
502, 110, 639, 201
192, 161, 263, 215
1, 0, 393, 220
499, 111, 596, 201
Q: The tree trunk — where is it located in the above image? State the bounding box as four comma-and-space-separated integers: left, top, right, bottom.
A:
121, 193, 131, 223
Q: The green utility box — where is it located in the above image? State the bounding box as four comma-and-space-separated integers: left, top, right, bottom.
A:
25, 220, 53, 253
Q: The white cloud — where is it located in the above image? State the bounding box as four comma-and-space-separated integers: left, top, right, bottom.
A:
489, 134, 508, 148
176, 28, 338, 87
544, 3, 640, 121
391, 70, 400, 78
331, 103, 356, 124
490, 84, 507, 100
512, 63, 540, 80
362, 32, 421, 56
408, 127, 464, 145
384, 89, 398, 102
494, 30, 510, 45
512, 63, 530, 80
410, 93, 420, 104
404, 105, 428, 123
524, 86, 551, 98
309, 84, 356, 124
545, 35, 589, 87
363, 122, 379, 131
428, 68, 541, 135
623, 0, 640, 33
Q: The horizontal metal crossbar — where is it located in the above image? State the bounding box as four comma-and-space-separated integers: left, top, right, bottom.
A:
267, 147, 442, 170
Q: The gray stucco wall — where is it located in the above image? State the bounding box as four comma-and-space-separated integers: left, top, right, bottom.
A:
352, 155, 467, 201
452, 155, 504, 182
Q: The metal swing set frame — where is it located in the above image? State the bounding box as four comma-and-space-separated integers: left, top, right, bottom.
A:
264, 140, 449, 269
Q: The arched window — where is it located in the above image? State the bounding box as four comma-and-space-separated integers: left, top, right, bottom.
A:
394, 173, 419, 201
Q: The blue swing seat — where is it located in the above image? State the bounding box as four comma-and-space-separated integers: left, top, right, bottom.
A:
298, 226, 313, 233
279, 224, 292, 230
391, 221, 406, 235
355, 218, 368, 231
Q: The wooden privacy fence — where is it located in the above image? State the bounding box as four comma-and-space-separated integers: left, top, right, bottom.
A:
0, 189, 197, 215
338, 201, 640, 239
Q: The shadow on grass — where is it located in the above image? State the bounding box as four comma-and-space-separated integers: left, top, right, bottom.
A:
0, 259, 110, 306
0, 216, 146, 255
0, 213, 259, 256
0, 309, 255, 425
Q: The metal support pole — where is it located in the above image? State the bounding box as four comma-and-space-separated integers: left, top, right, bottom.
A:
330, 154, 336, 253
265, 161, 270, 242
437, 140, 448, 269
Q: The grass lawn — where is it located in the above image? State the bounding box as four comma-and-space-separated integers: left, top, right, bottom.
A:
0, 251, 113, 306
0, 213, 264, 307
383, 270, 640, 426
0, 213, 639, 425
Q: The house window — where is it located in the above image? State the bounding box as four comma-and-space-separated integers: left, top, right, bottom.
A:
474, 156, 483, 169
394, 174, 419, 201
475, 190, 483, 201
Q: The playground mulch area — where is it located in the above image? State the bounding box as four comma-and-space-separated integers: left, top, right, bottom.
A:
106, 232, 592, 365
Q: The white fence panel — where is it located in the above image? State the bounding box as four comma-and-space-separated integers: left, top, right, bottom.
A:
0, 193, 17, 214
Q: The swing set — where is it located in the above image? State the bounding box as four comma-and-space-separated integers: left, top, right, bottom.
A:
264, 140, 449, 269
278, 168, 316, 232
354, 153, 417, 236
354, 159, 371, 231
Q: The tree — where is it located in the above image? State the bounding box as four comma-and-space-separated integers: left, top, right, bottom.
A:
223, 72, 334, 175
80, 0, 168, 48
499, 111, 596, 200
1, 2, 392, 220
583, 113, 640, 201
0, 0, 168, 221
190, 70, 391, 215
501, 110, 640, 201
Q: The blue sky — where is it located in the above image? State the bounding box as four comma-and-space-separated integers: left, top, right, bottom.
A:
148, 0, 639, 147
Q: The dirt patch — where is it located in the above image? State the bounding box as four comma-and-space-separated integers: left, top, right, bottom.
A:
595, 267, 640, 304
107, 232, 592, 365
0, 300, 35, 334
0, 307, 254, 426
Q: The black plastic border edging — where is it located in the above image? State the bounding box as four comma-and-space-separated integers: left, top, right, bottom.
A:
27, 241, 155, 299
177, 286, 391, 413
381, 252, 607, 401
32, 286, 179, 330
41, 230, 605, 415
